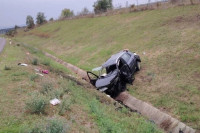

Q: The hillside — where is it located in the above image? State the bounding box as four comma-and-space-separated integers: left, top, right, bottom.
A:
0, 41, 163, 132
15, 5, 200, 130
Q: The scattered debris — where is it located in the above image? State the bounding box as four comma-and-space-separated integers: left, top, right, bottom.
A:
50, 98, 61, 106
36, 73, 44, 77
18, 63, 28, 66
42, 70, 49, 74
34, 68, 40, 72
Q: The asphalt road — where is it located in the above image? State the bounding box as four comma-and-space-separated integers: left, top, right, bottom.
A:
0, 37, 6, 53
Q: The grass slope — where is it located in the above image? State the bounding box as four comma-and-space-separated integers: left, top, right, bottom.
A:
15, 5, 200, 129
0, 42, 162, 132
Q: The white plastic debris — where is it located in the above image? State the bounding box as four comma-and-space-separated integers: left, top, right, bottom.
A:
50, 98, 61, 106
18, 63, 28, 66
36, 73, 44, 77
34, 68, 40, 72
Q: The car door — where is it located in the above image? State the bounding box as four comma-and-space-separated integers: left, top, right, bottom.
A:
119, 63, 133, 84
87, 71, 99, 86
121, 53, 134, 73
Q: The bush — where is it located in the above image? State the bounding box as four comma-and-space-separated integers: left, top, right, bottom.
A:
41, 82, 53, 95
29, 74, 39, 81
32, 58, 38, 65
25, 92, 48, 114
42, 59, 50, 66
4, 65, 11, 70
59, 98, 71, 116
46, 118, 68, 133
60, 9, 74, 19
21, 118, 68, 133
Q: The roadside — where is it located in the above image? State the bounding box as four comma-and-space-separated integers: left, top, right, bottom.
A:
0, 41, 162, 133
0, 37, 6, 53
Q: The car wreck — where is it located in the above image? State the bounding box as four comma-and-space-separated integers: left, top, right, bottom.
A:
87, 50, 141, 97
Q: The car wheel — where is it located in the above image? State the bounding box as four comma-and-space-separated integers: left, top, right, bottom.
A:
136, 61, 141, 71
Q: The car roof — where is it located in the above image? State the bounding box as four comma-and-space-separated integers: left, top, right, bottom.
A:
102, 51, 125, 68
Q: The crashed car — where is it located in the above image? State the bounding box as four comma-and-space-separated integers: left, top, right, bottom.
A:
87, 50, 141, 97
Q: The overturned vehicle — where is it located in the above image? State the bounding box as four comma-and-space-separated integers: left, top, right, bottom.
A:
87, 50, 141, 97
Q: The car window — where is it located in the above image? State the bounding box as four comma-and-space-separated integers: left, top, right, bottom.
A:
121, 53, 131, 63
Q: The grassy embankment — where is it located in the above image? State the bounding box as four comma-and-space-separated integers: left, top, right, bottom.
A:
0, 41, 162, 132
15, 5, 200, 129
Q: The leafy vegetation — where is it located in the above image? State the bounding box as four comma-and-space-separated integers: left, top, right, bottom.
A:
25, 92, 48, 114
26, 15, 35, 29
60, 9, 74, 19
32, 58, 38, 65
36, 12, 47, 25
93, 0, 113, 14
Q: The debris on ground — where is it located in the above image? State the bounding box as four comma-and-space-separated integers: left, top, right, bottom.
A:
36, 73, 44, 77
42, 70, 49, 74
18, 63, 28, 66
50, 98, 61, 106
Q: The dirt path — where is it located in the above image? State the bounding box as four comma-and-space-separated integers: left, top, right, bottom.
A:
0, 37, 6, 53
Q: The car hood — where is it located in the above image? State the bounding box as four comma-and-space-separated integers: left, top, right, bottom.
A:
95, 70, 118, 88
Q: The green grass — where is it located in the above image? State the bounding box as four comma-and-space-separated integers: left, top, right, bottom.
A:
0, 41, 162, 132
14, 4, 200, 129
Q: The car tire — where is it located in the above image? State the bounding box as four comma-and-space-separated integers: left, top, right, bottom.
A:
136, 61, 141, 71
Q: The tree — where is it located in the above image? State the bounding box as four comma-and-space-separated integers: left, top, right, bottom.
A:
60, 9, 74, 19
36, 12, 46, 25
93, 0, 113, 14
26, 15, 35, 29
79, 7, 90, 16
49, 18, 54, 21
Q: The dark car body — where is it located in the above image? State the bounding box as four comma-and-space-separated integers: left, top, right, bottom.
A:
87, 50, 141, 96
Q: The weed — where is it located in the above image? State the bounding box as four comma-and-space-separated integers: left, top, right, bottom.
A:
32, 58, 38, 65
4, 65, 11, 70
42, 59, 50, 66
40, 82, 53, 95
25, 92, 48, 114
46, 117, 68, 133
12, 71, 28, 76
21, 117, 69, 133
29, 74, 39, 81
59, 98, 71, 116
53, 88, 65, 98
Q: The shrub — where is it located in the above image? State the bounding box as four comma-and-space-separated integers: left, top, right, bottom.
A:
59, 98, 71, 116
42, 59, 50, 66
46, 118, 68, 133
25, 92, 48, 114
60, 9, 74, 19
29, 74, 39, 81
32, 58, 38, 65
21, 118, 68, 133
41, 82, 53, 95
4, 65, 11, 70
